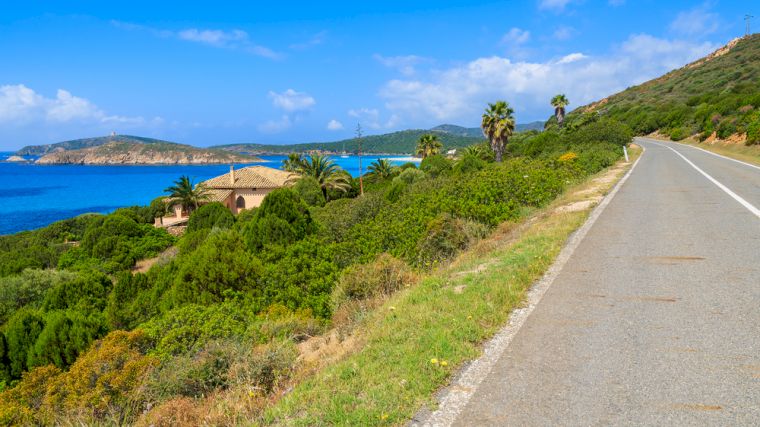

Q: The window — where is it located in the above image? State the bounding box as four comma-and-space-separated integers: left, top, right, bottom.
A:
236, 196, 245, 209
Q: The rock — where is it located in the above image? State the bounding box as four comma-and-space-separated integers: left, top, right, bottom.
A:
4, 155, 27, 162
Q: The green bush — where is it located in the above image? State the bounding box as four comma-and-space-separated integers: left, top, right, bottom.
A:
393, 168, 426, 185
332, 253, 414, 307
0, 269, 78, 325
293, 176, 326, 207
244, 189, 317, 251
416, 214, 489, 268
669, 127, 689, 141
187, 202, 234, 232
746, 114, 760, 145
419, 155, 452, 177
170, 231, 263, 307
453, 154, 486, 174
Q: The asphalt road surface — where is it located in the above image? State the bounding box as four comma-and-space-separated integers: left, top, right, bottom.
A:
451, 137, 760, 426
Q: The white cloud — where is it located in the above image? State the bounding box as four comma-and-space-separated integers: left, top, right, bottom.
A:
0, 84, 150, 126
379, 34, 716, 125
268, 89, 316, 112
553, 26, 576, 40
177, 29, 248, 47
373, 54, 430, 76
290, 31, 328, 50
258, 115, 292, 133
111, 21, 281, 59
539, 0, 573, 12
347, 107, 397, 130
556, 53, 588, 64
326, 119, 344, 130
669, 3, 719, 36
501, 28, 531, 45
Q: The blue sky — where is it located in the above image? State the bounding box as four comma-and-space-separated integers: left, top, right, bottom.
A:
0, 1, 753, 149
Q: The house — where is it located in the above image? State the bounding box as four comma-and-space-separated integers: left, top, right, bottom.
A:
159, 165, 293, 226
202, 165, 294, 214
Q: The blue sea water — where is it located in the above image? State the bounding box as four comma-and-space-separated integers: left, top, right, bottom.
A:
0, 152, 419, 235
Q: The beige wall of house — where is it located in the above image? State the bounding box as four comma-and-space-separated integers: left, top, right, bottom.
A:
231, 188, 273, 214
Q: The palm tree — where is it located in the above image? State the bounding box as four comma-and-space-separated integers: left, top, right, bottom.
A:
462, 144, 492, 161
288, 154, 351, 200
551, 94, 569, 127
367, 159, 398, 180
481, 101, 515, 163
282, 153, 305, 172
164, 175, 210, 214
415, 134, 443, 159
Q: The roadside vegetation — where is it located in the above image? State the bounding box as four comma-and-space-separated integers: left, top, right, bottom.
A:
0, 100, 631, 425
560, 34, 760, 146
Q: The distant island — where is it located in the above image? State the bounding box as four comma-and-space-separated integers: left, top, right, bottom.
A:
27, 135, 260, 165
15, 122, 545, 162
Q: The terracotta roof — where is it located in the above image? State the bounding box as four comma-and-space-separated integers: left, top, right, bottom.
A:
206, 189, 233, 203
202, 166, 293, 189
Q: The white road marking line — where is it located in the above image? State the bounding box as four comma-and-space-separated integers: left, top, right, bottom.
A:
650, 138, 760, 172
413, 151, 645, 427
648, 141, 760, 219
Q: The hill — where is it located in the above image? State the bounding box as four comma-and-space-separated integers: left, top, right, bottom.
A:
35, 140, 259, 165
213, 128, 485, 155
564, 34, 760, 145
16, 134, 175, 156
422, 122, 544, 139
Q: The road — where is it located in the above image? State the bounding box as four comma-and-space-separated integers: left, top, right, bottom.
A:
449, 137, 760, 426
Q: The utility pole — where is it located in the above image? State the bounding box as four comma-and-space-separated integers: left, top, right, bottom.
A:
356, 123, 364, 196
746, 14, 754, 37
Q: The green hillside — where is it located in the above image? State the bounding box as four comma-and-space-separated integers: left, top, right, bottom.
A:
563, 34, 760, 144
16, 134, 177, 156
214, 129, 484, 155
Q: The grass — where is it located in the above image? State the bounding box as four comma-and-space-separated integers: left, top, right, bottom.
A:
676, 139, 760, 166
262, 148, 639, 426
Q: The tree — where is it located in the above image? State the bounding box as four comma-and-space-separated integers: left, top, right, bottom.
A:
187, 202, 234, 232
282, 153, 305, 172
367, 159, 398, 180
164, 176, 209, 214
288, 154, 351, 201
551, 94, 570, 127
415, 134, 443, 159
481, 101, 515, 162
149, 197, 171, 225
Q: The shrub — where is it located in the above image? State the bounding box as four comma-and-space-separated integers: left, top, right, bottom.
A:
669, 127, 688, 141
393, 168, 426, 186
0, 269, 78, 324
332, 253, 414, 307
419, 155, 452, 177
140, 302, 250, 358
187, 202, 234, 233
3, 309, 45, 379
453, 154, 486, 174
42, 330, 157, 423
293, 176, 326, 207
244, 189, 317, 251
746, 114, 760, 145
416, 214, 489, 268
170, 231, 263, 307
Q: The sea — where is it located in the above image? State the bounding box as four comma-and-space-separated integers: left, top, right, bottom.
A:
0, 152, 419, 235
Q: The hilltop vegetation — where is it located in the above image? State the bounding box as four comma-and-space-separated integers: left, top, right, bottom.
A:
214, 128, 483, 155
561, 35, 760, 145
0, 113, 630, 424
16, 135, 177, 156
